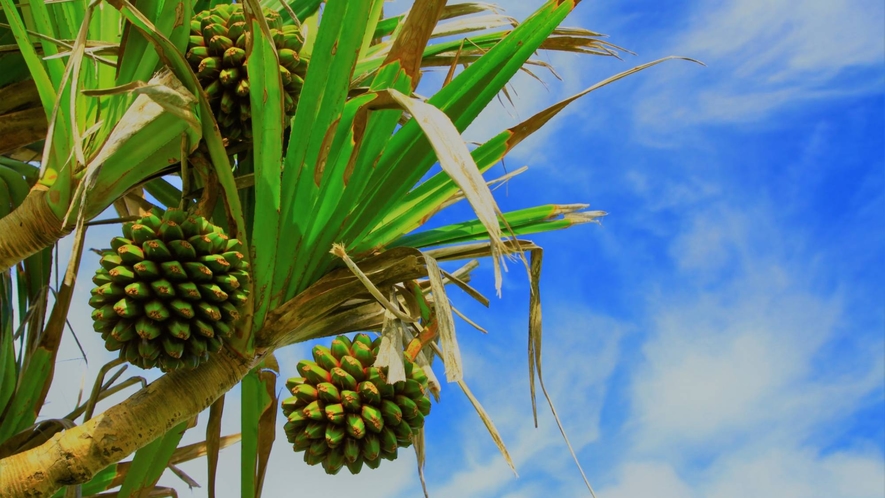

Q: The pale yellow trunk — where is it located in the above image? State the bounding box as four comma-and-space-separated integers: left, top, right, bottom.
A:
0, 348, 255, 496
0, 190, 70, 272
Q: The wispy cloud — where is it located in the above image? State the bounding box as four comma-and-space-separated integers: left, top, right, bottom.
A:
600, 195, 885, 497
704, 448, 885, 497
427, 307, 626, 497
634, 0, 885, 132
600, 449, 885, 498
630, 195, 884, 448
598, 462, 697, 498
631, 272, 877, 451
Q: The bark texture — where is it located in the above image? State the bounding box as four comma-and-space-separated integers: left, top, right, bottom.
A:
0, 80, 47, 154
0, 190, 70, 272
0, 107, 48, 155
0, 347, 254, 497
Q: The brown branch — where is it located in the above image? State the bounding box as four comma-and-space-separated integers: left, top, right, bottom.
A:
0, 80, 41, 114
0, 79, 46, 154
0, 419, 75, 460
0, 107, 49, 155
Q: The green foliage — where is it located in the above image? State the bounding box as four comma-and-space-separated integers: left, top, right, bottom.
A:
118, 421, 189, 496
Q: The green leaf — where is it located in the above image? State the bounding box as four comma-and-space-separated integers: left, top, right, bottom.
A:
117, 0, 177, 86
0, 349, 51, 440
0, 157, 39, 186
280, 0, 323, 21
144, 177, 183, 209
358, 0, 386, 61
0, 10, 29, 87
240, 360, 279, 498
285, 0, 448, 293
272, 0, 373, 306
0, 184, 15, 417
75, 72, 200, 221
245, 0, 285, 329
240, 372, 260, 498
49, 464, 117, 498
283, 92, 379, 297
19, 0, 67, 88
390, 204, 601, 249
387, 90, 515, 292
368, 56, 699, 247
240, 354, 280, 498
289, 63, 411, 296
341, 0, 582, 255
118, 420, 189, 497
0, 0, 61, 146
0, 165, 29, 206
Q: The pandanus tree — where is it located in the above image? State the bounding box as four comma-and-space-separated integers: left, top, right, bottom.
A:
0, 0, 696, 495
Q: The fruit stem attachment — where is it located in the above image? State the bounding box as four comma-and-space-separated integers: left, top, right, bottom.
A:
331, 243, 418, 324
405, 313, 438, 362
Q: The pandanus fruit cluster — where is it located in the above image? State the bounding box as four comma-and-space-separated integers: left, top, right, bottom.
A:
282, 334, 433, 474
89, 209, 249, 372
186, 3, 306, 142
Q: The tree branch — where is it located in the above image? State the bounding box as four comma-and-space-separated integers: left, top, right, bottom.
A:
0, 347, 254, 496
0, 190, 70, 272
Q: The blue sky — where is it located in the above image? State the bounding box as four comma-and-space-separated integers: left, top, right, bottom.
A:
40, 0, 884, 496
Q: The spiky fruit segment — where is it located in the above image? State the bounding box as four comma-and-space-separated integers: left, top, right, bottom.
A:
88, 209, 249, 372
281, 334, 432, 474
187, 4, 306, 143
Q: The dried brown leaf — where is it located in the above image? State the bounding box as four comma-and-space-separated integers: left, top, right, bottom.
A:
206, 395, 224, 498
374, 289, 408, 384
423, 254, 461, 382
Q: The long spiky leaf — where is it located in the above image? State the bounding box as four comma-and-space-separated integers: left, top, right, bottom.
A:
274, 0, 373, 302
245, 0, 285, 328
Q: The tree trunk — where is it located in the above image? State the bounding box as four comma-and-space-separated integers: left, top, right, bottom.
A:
0, 190, 70, 272
0, 347, 255, 496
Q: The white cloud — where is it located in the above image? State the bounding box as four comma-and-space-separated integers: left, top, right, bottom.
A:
634, 0, 885, 132
428, 307, 625, 497
632, 291, 844, 448
594, 191, 885, 498
629, 199, 883, 454
600, 450, 885, 498
679, 0, 883, 80
599, 462, 697, 498
705, 449, 885, 498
